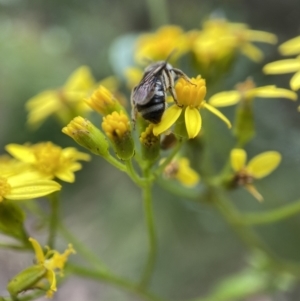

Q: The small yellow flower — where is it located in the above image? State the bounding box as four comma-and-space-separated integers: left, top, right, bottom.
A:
0, 172, 61, 202
153, 75, 231, 139
135, 25, 189, 64
163, 157, 200, 187
230, 148, 281, 201
31, 238, 74, 297
190, 19, 277, 66
102, 111, 134, 160
5, 142, 90, 183
209, 78, 298, 107
85, 85, 124, 115
26, 66, 96, 128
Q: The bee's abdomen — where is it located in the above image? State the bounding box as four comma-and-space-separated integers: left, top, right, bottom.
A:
136, 95, 165, 124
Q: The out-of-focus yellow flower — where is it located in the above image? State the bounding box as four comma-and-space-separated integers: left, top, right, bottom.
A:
209, 78, 298, 107
5, 142, 90, 183
163, 157, 200, 187
26, 66, 97, 128
152, 76, 231, 139
0, 171, 61, 202
7, 237, 75, 298
230, 148, 281, 201
263, 36, 300, 91
135, 25, 189, 64
124, 67, 144, 90
190, 19, 277, 68
0, 155, 30, 177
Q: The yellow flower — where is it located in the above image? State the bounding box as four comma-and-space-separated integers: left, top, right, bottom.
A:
31, 238, 74, 297
190, 19, 277, 67
153, 75, 231, 139
102, 111, 134, 160
26, 66, 96, 128
230, 148, 281, 201
0, 172, 61, 202
209, 78, 298, 107
85, 85, 124, 116
135, 25, 189, 64
163, 157, 200, 187
5, 142, 90, 183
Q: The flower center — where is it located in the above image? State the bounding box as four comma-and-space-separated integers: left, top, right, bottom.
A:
175, 76, 206, 108
0, 176, 11, 202
32, 143, 62, 176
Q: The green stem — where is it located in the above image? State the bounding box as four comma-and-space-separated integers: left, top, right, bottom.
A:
105, 154, 127, 172
125, 159, 147, 187
68, 264, 166, 301
210, 188, 275, 257
140, 170, 157, 288
145, 0, 169, 28
0, 243, 30, 251
47, 192, 60, 249
242, 198, 300, 225
58, 221, 109, 272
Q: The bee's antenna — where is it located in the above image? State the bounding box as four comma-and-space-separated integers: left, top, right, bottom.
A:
165, 49, 178, 63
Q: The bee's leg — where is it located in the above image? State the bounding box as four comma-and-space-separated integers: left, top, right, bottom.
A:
172, 68, 197, 86
130, 90, 137, 129
162, 70, 182, 107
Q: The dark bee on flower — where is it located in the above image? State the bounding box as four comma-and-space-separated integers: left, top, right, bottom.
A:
131, 61, 192, 124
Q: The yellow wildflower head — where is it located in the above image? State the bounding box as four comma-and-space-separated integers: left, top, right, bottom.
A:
190, 19, 277, 75
135, 25, 189, 64
85, 85, 124, 116
5, 142, 90, 183
102, 111, 134, 160
35, 241, 75, 297
230, 148, 281, 201
26, 66, 96, 128
153, 75, 231, 139
163, 157, 200, 187
62, 116, 110, 157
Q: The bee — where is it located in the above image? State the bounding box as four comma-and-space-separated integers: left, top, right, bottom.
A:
131, 61, 193, 124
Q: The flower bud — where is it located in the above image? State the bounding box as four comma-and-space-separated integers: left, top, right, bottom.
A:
139, 124, 160, 162
62, 116, 110, 157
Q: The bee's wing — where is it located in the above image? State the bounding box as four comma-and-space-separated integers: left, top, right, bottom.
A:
132, 75, 157, 105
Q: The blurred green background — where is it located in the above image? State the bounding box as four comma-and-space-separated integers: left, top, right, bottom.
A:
1, 0, 300, 300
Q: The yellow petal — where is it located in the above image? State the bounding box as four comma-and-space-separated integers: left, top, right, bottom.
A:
247, 151, 281, 179
279, 35, 300, 56
263, 59, 300, 74
204, 103, 232, 128
290, 70, 300, 91
55, 170, 75, 183
29, 238, 45, 264
209, 91, 241, 107
5, 144, 36, 164
45, 270, 57, 298
230, 148, 247, 172
245, 30, 277, 44
6, 180, 61, 201
64, 66, 95, 91
245, 184, 264, 202
240, 43, 264, 62
246, 86, 297, 100
184, 107, 201, 139
152, 105, 182, 136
